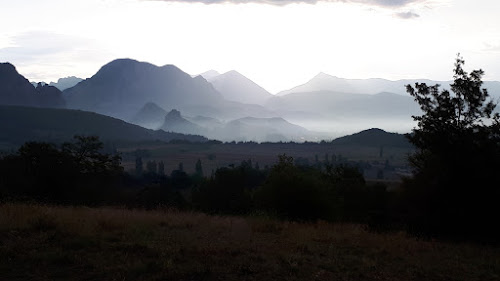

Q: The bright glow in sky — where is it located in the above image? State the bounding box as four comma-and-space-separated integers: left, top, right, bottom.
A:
0, 0, 499, 93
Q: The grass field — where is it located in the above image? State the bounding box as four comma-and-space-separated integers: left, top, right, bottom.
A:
1, 203, 498, 281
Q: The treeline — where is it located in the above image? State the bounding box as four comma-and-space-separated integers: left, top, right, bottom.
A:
0, 132, 499, 244
0, 136, 123, 205
0, 136, 388, 223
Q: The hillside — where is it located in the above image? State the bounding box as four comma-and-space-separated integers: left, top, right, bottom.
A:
0, 105, 207, 147
331, 128, 413, 148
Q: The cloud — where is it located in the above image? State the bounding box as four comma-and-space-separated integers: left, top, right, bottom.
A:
0, 31, 111, 81
395, 11, 420, 19
146, 0, 426, 8
0, 31, 87, 60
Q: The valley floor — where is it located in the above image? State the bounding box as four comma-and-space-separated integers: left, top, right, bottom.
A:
0, 203, 498, 281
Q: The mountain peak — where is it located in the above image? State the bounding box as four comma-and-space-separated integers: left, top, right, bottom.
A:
223, 70, 242, 76
0, 62, 16, 73
311, 72, 338, 81
198, 70, 221, 81
209, 70, 272, 105
160, 109, 203, 135
166, 109, 182, 119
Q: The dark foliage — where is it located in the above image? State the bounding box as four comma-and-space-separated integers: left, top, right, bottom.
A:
0, 135, 123, 204
192, 160, 266, 214
255, 155, 386, 223
403, 55, 500, 242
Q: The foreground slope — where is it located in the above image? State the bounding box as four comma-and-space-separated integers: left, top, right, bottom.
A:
1, 203, 497, 281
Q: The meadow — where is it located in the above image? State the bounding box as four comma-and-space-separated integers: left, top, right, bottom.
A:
1, 203, 498, 281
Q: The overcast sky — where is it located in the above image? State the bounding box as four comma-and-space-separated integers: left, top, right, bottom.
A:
0, 0, 499, 93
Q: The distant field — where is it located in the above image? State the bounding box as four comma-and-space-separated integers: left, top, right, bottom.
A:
119, 142, 413, 180
0, 203, 498, 281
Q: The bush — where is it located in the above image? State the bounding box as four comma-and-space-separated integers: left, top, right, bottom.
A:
255, 155, 337, 221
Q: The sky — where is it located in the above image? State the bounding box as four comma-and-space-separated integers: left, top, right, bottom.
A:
0, 0, 499, 94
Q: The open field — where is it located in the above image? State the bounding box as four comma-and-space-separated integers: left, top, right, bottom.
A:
119, 142, 413, 180
1, 203, 498, 281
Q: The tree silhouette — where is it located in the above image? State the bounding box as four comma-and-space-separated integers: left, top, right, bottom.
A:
404, 54, 500, 241
62, 135, 122, 175
158, 160, 165, 176
146, 160, 157, 174
195, 159, 203, 177
135, 157, 143, 176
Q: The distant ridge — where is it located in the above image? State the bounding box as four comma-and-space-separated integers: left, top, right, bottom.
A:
49, 76, 83, 91
331, 128, 412, 148
277, 72, 500, 98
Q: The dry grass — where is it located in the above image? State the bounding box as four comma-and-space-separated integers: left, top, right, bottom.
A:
0, 203, 498, 281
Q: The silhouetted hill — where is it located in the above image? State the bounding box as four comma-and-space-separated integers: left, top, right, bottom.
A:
0, 63, 65, 108
331, 128, 412, 148
207, 70, 273, 105
130, 102, 168, 129
160, 109, 205, 135
0, 105, 207, 147
63, 59, 225, 120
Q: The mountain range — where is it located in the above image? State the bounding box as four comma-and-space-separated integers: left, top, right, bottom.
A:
277, 72, 500, 99
2, 58, 500, 143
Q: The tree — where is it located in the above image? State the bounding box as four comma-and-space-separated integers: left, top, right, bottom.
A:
62, 135, 122, 175
146, 160, 157, 174
158, 160, 165, 176
255, 154, 335, 221
135, 156, 143, 176
195, 159, 203, 177
404, 54, 500, 241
